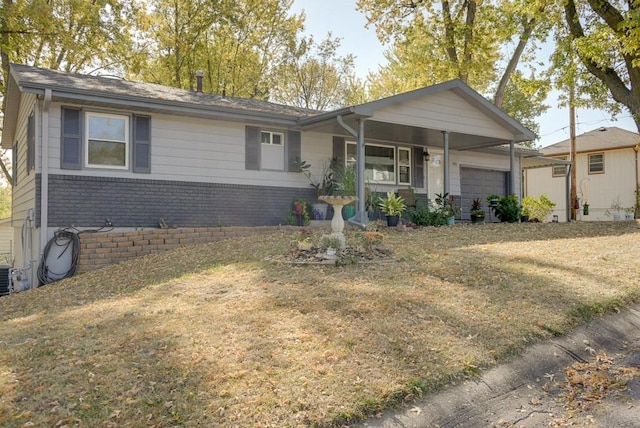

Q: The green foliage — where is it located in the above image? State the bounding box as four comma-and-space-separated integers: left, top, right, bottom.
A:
359, 0, 555, 138
494, 194, 521, 223
297, 160, 337, 197
434, 192, 460, 218
0, 185, 11, 219
407, 206, 447, 227
332, 163, 357, 196
285, 199, 310, 226
133, 0, 303, 99
378, 192, 406, 217
470, 198, 485, 216
271, 34, 360, 110
521, 194, 556, 222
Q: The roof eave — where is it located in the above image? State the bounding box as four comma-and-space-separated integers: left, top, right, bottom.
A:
18, 84, 305, 126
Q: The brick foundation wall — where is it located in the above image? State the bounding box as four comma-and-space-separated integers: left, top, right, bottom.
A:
77, 226, 291, 273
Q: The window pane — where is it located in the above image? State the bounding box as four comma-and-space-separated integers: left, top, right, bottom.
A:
398, 149, 410, 164
589, 153, 604, 173
272, 133, 282, 145
346, 143, 357, 169
399, 166, 411, 184
365, 146, 394, 182
88, 140, 126, 166
88, 115, 126, 141
261, 132, 270, 144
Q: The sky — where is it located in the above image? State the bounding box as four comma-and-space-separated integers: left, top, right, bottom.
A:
290, 0, 637, 148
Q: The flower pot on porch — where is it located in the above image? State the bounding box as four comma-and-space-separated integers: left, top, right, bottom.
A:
386, 215, 400, 227
446, 216, 455, 226
470, 214, 485, 224
343, 204, 356, 219
312, 203, 328, 220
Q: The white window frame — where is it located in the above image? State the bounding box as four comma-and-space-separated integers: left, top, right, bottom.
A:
260, 130, 285, 170
347, 142, 411, 185
588, 152, 604, 174
261, 131, 284, 146
398, 147, 412, 185
552, 156, 567, 177
85, 112, 130, 169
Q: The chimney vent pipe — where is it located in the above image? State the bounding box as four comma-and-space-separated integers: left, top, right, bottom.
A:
195, 70, 204, 92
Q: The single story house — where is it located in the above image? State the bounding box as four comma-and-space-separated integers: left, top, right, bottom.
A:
3, 63, 540, 284
525, 127, 640, 221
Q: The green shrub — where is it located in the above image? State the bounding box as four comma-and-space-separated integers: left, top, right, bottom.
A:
494, 194, 521, 223
408, 206, 447, 226
522, 194, 556, 222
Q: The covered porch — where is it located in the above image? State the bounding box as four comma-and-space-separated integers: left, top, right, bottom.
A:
299, 79, 537, 224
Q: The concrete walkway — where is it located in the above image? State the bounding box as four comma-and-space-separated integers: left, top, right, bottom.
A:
357, 305, 640, 428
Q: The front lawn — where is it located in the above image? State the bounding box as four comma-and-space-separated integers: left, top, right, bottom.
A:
1, 221, 639, 426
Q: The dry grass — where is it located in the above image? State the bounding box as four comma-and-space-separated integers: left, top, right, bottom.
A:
1, 221, 640, 427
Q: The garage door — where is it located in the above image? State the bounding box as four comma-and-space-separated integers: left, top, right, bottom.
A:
460, 167, 507, 219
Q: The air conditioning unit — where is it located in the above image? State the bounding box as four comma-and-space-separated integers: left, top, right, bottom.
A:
0, 265, 10, 296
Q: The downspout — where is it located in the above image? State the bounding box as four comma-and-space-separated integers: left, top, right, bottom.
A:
39, 89, 51, 285
336, 115, 367, 227
442, 131, 450, 195
565, 164, 572, 222
635, 143, 639, 218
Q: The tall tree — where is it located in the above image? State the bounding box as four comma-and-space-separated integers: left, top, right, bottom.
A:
136, 0, 303, 98
357, 0, 556, 137
564, 0, 640, 132
0, 0, 140, 185
270, 34, 359, 110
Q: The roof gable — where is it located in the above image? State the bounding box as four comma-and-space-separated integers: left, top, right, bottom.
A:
542, 127, 639, 156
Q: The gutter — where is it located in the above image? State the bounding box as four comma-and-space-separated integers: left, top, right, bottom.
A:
39, 88, 51, 284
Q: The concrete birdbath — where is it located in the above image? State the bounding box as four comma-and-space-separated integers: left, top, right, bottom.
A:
318, 195, 358, 249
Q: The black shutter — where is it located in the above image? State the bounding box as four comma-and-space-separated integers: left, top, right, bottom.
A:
332, 136, 345, 165
61, 107, 82, 170
413, 147, 424, 188
287, 130, 301, 172
133, 115, 151, 173
27, 114, 35, 173
245, 126, 260, 170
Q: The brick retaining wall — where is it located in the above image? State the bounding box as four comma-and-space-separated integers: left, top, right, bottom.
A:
77, 226, 291, 273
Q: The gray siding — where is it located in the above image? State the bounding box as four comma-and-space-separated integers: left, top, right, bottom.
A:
46, 174, 316, 228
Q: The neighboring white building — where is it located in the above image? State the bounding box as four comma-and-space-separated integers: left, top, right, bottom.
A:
524, 127, 639, 221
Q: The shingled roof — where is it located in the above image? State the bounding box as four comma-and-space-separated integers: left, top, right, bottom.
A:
541, 126, 639, 156
9, 63, 320, 120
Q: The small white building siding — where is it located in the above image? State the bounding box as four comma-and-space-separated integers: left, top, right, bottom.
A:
525, 147, 637, 221
0, 218, 13, 263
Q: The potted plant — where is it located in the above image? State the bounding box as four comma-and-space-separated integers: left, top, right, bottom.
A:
379, 192, 406, 227
297, 160, 337, 220
320, 235, 342, 257
435, 192, 460, 226
625, 207, 635, 220
470, 198, 485, 224
605, 197, 624, 221
487, 194, 501, 208
289, 199, 310, 226
334, 163, 357, 218
295, 228, 313, 251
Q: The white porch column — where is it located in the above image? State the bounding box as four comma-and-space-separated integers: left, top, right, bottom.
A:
355, 119, 366, 221
442, 131, 450, 195
509, 141, 515, 196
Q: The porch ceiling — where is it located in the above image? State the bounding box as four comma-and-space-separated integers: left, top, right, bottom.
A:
300, 115, 514, 150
